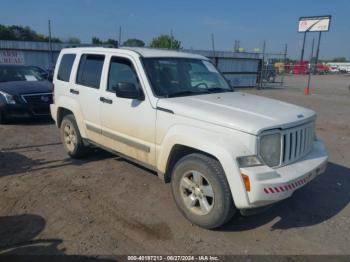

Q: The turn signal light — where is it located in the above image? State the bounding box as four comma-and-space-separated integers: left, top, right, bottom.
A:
241, 173, 251, 192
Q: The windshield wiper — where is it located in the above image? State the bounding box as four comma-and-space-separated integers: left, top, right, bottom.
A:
166, 90, 207, 98
206, 87, 233, 93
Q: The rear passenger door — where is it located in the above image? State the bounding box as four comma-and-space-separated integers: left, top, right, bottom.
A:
73, 53, 106, 143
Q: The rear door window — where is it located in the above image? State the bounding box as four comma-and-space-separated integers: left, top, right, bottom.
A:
57, 54, 76, 82
76, 54, 105, 88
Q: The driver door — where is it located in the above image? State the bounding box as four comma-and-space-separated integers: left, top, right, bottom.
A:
99, 55, 156, 167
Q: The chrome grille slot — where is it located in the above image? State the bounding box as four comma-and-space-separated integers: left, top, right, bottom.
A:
21, 93, 53, 104
281, 122, 314, 166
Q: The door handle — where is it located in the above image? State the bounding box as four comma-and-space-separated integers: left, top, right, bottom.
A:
100, 97, 113, 104
70, 89, 79, 95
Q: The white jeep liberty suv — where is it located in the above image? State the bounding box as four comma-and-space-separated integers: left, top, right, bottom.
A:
51, 47, 328, 229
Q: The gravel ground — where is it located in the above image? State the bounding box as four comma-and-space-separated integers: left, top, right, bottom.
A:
0, 74, 349, 256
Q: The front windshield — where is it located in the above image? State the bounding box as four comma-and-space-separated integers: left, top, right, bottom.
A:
142, 58, 232, 97
0, 66, 45, 83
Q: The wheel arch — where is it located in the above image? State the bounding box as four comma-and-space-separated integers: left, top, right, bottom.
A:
57, 107, 73, 127
54, 96, 86, 138
164, 144, 220, 183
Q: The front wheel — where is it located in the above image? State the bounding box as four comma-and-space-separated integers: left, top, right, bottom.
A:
171, 153, 236, 229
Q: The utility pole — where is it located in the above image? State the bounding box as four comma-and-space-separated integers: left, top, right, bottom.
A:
211, 33, 216, 65
211, 33, 215, 52
170, 29, 173, 49
48, 19, 53, 69
234, 40, 240, 52
118, 26, 122, 46
314, 31, 322, 74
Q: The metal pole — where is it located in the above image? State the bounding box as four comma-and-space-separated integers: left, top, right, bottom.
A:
314, 31, 322, 74
119, 26, 122, 46
211, 33, 215, 53
170, 29, 173, 49
300, 31, 307, 61
258, 40, 266, 89
305, 38, 315, 95
281, 43, 288, 87
211, 33, 216, 65
48, 19, 53, 69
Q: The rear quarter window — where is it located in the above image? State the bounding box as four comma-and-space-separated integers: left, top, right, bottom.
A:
76, 54, 105, 89
57, 54, 76, 82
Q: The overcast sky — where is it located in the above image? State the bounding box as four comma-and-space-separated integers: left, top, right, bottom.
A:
1, 0, 349, 59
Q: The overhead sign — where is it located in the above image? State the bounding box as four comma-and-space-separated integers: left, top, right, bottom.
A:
298, 15, 331, 32
0, 50, 25, 65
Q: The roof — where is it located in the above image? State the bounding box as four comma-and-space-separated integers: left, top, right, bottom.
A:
120, 47, 208, 59
60, 46, 208, 60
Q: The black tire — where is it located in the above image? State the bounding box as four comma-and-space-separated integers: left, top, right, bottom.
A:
171, 153, 236, 229
60, 114, 89, 158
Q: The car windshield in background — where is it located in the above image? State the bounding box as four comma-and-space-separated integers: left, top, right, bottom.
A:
0, 66, 45, 83
142, 58, 232, 97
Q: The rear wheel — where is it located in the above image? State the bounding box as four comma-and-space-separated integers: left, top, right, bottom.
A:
171, 153, 236, 229
60, 114, 89, 158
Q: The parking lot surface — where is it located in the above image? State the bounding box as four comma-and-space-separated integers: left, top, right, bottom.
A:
0, 74, 349, 255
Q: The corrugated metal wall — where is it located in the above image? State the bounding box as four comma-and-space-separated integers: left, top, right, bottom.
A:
186, 49, 260, 87
0, 40, 260, 87
22, 51, 59, 69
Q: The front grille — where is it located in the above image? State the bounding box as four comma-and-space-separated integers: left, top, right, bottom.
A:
281, 122, 314, 166
21, 93, 53, 104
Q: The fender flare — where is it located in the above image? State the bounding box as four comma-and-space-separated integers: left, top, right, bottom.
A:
55, 96, 87, 138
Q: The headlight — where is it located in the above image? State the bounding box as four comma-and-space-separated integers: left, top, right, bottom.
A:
0, 91, 16, 104
259, 133, 281, 167
237, 155, 262, 168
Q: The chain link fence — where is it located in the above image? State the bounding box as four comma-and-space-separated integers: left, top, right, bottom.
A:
256, 43, 288, 89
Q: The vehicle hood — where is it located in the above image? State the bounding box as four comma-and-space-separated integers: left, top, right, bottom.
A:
0, 81, 53, 95
157, 92, 316, 135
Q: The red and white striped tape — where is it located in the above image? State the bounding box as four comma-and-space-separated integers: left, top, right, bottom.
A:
263, 177, 309, 194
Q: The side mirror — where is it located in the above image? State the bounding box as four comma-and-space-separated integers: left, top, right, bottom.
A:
115, 82, 144, 100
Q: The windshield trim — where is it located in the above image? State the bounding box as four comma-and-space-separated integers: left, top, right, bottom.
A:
140, 57, 233, 99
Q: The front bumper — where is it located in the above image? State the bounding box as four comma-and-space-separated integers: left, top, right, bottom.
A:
1, 103, 51, 118
240, 140, 328, 208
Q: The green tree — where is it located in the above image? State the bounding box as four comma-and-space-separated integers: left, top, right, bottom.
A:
67, 37, 81, 44
91, 36, 102, 45
123, 38, 145, 47
104, 38, 118, 47
0, 24, 61, 42
149, 34, 181, 49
